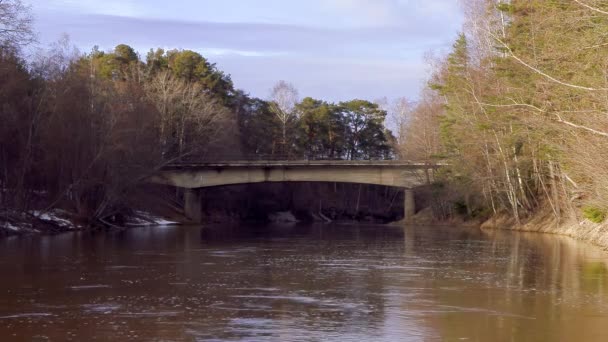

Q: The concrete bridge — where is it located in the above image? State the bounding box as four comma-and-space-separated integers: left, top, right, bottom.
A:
151, 160, 439, 223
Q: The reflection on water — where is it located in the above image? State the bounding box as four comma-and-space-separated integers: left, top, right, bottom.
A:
1, 224, 608, 341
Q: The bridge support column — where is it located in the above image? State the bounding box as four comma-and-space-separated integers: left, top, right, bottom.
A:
404, 189, 416, 222
184, 188, 203, 223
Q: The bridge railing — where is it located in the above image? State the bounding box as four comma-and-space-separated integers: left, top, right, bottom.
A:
164, 159, 444, 170
174, 153, 399, 163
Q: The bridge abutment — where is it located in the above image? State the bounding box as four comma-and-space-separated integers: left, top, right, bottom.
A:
404, 189, 416, 221
184, 188, 203, 223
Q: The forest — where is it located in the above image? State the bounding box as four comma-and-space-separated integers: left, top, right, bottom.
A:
0, 0, 398, 229
401, 0, 608, 226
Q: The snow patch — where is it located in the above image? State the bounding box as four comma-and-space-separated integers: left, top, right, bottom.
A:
131, 211, 180, 226
2, 223, 21, 231
268, 211, 299, 223
0, 216, 34, 234
32, 210, 79, 230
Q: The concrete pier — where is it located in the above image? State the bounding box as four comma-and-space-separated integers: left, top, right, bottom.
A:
184, 188, 203, 223
404, 189, 416, 221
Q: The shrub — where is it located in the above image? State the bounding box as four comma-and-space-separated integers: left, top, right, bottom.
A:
583, 206, 607, 224
453, 200, 468, 216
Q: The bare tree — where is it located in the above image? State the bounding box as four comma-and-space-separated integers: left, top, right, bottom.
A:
145, 70, 232, 160
31, 35, 79, 80
390, 97, 412, 146
376, 96, 412, 155
0, 0, 35, 48
144, 71, 185, 156
269, 80, 299, 155
398, 91, 441, 162
179, 81, 232, 159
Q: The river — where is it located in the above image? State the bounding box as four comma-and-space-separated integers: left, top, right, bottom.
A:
0, 224, 607, 341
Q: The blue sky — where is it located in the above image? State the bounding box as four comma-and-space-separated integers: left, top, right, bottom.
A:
28, 0, 464, 102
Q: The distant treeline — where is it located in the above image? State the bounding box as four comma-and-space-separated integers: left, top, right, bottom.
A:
0, 0, 396, 225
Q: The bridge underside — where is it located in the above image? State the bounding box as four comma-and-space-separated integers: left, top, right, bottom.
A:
150, 162, 435, 223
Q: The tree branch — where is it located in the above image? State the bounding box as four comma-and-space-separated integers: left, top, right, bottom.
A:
554, 114, 608, 138
475, 101, 546, 112
489, 32, 608, 92
475, 99, 608, 138
574, 0, 608, 16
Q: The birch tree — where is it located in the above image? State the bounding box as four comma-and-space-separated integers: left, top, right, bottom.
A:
269, 80, 299, 156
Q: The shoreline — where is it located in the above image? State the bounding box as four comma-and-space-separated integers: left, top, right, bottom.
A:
4, 207, 608, 254
0, 209, 181, 237
392, 207, 608, 252
480, 212, 608, 252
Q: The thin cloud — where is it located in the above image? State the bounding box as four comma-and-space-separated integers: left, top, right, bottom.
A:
34, 0, 139, 16
323, 0, 402, 26
35, 13, 458, 56
31, 0, 464, 101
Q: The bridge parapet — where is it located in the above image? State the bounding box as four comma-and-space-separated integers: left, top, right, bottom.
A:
152, 160, 439, 189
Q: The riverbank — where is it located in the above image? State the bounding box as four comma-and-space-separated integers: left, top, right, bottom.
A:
481, 211, 608, 251
0, 209, 80, 236
0, 209, 180, 236
391, 205, 608, 252
6, 203, 608, 254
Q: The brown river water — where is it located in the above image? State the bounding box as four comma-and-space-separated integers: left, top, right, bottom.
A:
1, 224, 608, 341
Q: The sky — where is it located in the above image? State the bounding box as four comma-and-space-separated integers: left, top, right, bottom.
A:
27, 0, 464, 102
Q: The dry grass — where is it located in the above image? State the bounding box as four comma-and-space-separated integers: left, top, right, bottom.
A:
481, 210, 608, 251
